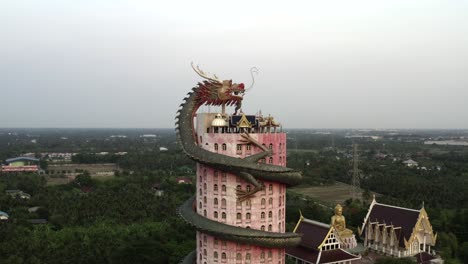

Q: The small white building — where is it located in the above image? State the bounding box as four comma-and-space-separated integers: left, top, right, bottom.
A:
0, 211, 9, 220
402, 159, 418, 167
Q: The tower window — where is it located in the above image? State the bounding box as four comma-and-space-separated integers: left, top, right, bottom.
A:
222, 212, 226, 219
222, 143, 227, 151
214, 143, 219, 151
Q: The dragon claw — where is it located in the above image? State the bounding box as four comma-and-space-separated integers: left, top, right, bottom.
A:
236, 186, 264, 201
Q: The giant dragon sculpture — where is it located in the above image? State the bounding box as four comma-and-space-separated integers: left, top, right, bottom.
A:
177, 64, 302, 263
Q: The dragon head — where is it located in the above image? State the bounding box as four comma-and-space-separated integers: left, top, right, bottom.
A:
192, 63, 245, 114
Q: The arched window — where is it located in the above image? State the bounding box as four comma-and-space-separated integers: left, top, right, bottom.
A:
222, 212, 226, 219
214, 211, 218, 218
268, 250, 272, 258
268, 224, 272, 231
279, 156, 282, 164
204, 249, 207, 256
269, 197, 273, 205
214, 198, 218, 206
222, 253, 226, 259
237, 213, 241, 220
203, 196, 207, 203
199, 202, 202, 208
261, 212, 265, 219
269, 143, 273, 150
269, 184, 273, 192
199, 188, 202, 196
278, 222, 281, 232
268, 211, 272, 218
261, 225, 265, 231
236, 253, 242, 260
261, 251, 265, 259
246, 185, 251, 192
269, 157, 273, 164
214, 184, 218, 191
204, 210, 207, 217
261, 198, 266, 206
222, 143, 227, 151
222, 185, 226, 192
246, 213, 251, 220
203, 183, 207, 190
236, 185, 241, 190
214, 143, 219, 151
246, 199, 251, 207
221, 198, 226, 208
246, 253, 251, 260
214, 251, 218, 259
246, 144, 251, 150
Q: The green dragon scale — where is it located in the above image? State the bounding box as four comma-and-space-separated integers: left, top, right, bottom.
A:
177, 66, 302, 262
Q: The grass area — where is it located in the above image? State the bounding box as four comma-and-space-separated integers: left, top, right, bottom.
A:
290, 182, 377, 206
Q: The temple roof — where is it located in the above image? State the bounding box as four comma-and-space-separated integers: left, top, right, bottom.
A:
229, 115, 258, 128
361, 199, 421, 248
416, 252, 437, 264
286, 247, 360, 264
294, 218, 331, 249
288, 215, 360, 263
5, 157, 39, 163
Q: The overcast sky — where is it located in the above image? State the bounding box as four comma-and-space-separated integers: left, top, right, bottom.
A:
1, 1, 467, 129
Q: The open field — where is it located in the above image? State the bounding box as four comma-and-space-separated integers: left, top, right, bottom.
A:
289, 182, 378, 206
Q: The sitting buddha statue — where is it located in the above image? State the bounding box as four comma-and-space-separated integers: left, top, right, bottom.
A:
331, 204, 354, 238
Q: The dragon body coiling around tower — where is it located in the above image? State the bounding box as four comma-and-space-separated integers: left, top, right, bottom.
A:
177, 65, 302, 263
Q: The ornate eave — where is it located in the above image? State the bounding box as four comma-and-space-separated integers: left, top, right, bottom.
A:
405, 208, 437, 249
237, 113, 252, 128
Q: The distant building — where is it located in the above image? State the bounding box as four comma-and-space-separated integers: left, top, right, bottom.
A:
41, 152, 76, 162
175, 177, 192, 184
159, 147, 168, 151
1, 157, 40, 173
152, 183, 164, 197
359, 197, 440, 260
286, 213, 361, 264
0, 211, 9, 220
5, 190, 31, 199
402, 159, 418, 167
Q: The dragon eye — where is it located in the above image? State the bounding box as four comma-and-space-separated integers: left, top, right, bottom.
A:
234, 91, 239, 95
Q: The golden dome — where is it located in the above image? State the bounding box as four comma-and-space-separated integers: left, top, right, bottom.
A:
211, 114, 228, 127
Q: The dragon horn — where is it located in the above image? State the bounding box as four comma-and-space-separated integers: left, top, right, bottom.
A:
191, 62, 221, 83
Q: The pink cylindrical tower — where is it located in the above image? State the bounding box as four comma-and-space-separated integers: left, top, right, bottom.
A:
194, 113, 288, 264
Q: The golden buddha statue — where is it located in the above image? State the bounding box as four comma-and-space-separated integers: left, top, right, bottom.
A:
331, 204, 354, 238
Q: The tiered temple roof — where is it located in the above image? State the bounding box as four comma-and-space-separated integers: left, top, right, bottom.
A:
286, 216, 360, 264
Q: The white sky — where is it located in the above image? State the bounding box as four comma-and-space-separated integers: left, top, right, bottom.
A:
1, 0, 467, 128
